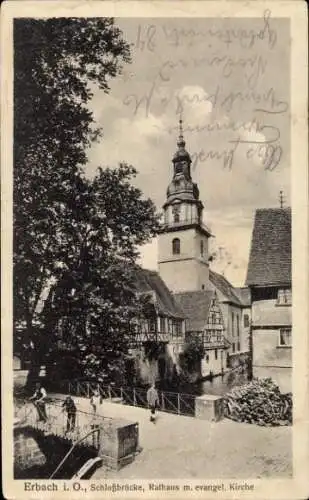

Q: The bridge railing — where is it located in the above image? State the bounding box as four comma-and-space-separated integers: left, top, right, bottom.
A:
14, 395, 111, 450
55, 380, 196, 417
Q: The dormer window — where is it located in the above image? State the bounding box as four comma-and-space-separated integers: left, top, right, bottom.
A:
277, 289, 292, 305
172, 238, 180, 255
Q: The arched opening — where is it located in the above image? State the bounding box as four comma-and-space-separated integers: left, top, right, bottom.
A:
172, 238, 180, 255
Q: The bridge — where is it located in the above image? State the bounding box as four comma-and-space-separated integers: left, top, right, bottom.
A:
14, 395, 140, 479
14, 381, 292, 480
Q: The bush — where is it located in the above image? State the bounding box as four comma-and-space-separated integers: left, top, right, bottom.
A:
223, 378, 292, 426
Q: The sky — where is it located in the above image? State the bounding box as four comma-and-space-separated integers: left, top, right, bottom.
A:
86, 13, 290, 287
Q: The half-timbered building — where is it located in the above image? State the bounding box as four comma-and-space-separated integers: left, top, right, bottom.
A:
175, 290, 229, 377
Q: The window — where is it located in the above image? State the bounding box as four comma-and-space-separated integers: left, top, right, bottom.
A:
214, 349, 218, 360
231, 312, 235, 337
160, 317, 165, 333
277, 289, 292, 305
174, 320, 182, 337
279, 328, 292, 347
237, 341, 241, 351
168, 318, 173, 332
200, 240, 204, 257
209, 313, 216, 325
201, 284, 205, 290
232, 343, 235, 353
244, 314, 249, 328
236, 315, 240, 337
172, 238, 180, 255
172, 205, 180, 223
148, 318, 156, 333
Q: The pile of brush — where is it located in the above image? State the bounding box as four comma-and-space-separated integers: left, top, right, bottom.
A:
223, 378, 292, 426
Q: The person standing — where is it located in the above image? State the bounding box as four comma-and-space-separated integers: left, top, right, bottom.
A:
29, 382, 48, 423
147, 383, 159, 423
62, 396, 77, 433
90, 388, 101, 415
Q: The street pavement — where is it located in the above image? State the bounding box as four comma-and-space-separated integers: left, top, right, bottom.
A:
52, 394, 292, 480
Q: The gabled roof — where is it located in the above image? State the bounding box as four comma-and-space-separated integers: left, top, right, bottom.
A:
133, 267, 184, 319
246, 208, 291, 287
234, 287, 251, 307
174, 290, 215, 331
209, 269, 242, 306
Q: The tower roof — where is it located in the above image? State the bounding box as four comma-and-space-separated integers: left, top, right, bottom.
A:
165, 117, 200, 207
172, 118, 191, 164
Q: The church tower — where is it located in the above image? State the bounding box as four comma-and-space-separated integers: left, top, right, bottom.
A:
158, 119, 212, 293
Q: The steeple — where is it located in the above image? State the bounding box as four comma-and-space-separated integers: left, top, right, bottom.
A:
172, 117, 192, 179
158, 117, 212, 293
164, 117, 202, 215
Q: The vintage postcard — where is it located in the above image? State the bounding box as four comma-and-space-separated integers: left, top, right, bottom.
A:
1, 1, 308, 499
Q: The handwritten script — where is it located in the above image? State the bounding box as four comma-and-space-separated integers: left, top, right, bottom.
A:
123, 10, 289, 172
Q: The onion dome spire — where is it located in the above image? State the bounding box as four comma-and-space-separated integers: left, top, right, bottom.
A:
172, 115, 192, 177
177, 116, 186, 149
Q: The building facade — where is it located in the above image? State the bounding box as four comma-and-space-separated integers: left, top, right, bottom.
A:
246, 208, 292, 393
175, 290, 229, 378
128, 267, 186, 385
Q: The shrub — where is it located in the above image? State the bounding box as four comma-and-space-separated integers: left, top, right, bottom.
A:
223, 377, 292, 426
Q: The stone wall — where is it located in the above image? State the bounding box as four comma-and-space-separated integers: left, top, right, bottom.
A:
14, 426, 97, 479
14, 427, 47, 472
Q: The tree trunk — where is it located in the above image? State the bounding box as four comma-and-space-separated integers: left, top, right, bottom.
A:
24, 312, 45, 390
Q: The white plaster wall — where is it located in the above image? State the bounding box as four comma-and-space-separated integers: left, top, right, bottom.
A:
253, 366, 292, 394
201, 349, 227, 377
158, 229, 210, 292
158, 228, 209, 262
159, 258, 209, 293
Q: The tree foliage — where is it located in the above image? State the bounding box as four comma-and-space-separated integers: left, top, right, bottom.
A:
13, 18, 160, 385
180, 337, 205, 373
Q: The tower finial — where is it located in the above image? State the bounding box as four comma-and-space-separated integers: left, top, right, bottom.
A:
279, 190, 284, 208
177, 113, 185, 148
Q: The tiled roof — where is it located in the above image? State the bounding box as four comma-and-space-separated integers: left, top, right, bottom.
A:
133, 267, 184, 319
209, 270, 242, 305
246, 208, 291, 287
234, 287, 251, 307
174, 290, 215, 331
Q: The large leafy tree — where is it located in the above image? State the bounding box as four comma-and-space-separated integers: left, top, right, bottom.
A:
46, 165, 160, 385
13, 18, 160, 386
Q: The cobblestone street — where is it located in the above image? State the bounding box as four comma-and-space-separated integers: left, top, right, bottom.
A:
66, 395, 292, 480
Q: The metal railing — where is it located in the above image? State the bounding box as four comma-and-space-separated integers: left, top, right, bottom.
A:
55, 380, 197, 417
49, 428, 101, 479
14, 396, 112, 448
